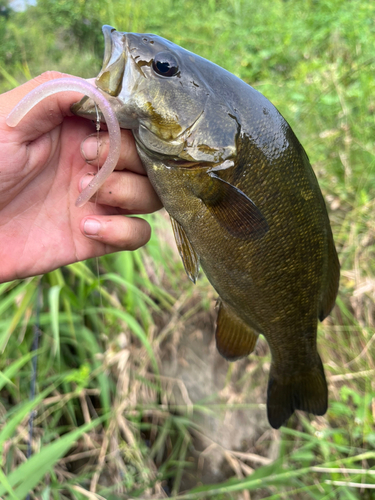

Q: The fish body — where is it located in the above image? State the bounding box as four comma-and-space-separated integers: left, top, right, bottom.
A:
72, 26, 340, 428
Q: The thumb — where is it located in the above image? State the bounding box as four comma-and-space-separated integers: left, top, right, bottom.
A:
0, 71, 87, 139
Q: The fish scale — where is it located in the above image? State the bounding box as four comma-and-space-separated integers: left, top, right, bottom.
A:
72, 25, 340, 429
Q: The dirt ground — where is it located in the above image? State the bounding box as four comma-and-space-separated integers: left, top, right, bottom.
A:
158, 292, 280, 496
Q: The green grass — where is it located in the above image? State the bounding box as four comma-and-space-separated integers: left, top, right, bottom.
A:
1, 0, 375, 498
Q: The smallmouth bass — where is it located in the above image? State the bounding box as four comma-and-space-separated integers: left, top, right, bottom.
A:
72, 26, 340, 429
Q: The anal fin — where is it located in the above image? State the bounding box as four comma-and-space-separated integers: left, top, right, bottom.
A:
170, 216, 200, 283
216, 301, 259, 361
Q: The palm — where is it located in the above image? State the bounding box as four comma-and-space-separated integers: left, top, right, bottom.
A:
0, 116, 112, 281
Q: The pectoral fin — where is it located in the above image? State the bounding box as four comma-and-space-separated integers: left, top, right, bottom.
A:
195, 172, 268, 240
216, 301, 259, 361
170, 216, 200, 283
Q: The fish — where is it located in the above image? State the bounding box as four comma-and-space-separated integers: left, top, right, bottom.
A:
72, 25, 340, 429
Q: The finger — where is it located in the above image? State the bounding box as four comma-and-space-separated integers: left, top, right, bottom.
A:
80, 215, 151, 251
81, 129, 144, 174
80, 171, 163, 213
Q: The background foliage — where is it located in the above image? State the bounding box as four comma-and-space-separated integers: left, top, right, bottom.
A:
0, 0, 374, 498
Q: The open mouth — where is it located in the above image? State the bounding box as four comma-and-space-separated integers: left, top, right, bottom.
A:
71, 25, 127, 119
95, 26, 127, 97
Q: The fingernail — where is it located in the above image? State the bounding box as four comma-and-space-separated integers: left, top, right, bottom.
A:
80, 172, 95, 191
83, 218, 101, 236
81, 135, 102, 162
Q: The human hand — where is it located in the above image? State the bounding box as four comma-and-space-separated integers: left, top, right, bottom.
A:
0, 71, 162, 283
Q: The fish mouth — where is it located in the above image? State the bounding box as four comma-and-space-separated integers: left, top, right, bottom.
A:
71, 26, 127, 120
71, 26, 208, 153
95, 25, 127, 97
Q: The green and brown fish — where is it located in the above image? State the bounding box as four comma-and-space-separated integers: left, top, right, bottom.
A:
73, 26, 340, 429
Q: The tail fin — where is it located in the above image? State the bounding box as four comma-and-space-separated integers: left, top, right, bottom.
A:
267, 354, 328, 429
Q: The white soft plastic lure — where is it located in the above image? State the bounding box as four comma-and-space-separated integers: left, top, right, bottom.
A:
6, 77, 121, 207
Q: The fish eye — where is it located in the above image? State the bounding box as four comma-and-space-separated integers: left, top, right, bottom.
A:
152, 51, 179, 77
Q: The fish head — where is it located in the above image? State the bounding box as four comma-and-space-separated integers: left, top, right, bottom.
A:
72, 25, 239, 164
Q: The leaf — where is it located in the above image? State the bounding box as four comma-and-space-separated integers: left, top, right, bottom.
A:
85, 307, 159, 378
48, 285, 62, 358
0, 468, 18, 500
0, 417, 104, 498
0, 351, 42, 392
0, 389, 50, 448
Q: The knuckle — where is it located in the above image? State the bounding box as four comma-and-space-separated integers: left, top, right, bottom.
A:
122, 219, 151, 250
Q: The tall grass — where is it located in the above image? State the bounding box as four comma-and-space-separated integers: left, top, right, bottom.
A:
0, 0, 374, 498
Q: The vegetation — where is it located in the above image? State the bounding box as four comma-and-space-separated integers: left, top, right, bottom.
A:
0, 0, 374, 498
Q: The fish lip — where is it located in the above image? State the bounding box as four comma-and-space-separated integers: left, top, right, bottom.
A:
95, 26, 127, 97
70, 94, 92, 117
102, 25, 115, 68
70, 84, 118, 122
71, 26, 122, 119
71, 27, 135, 126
